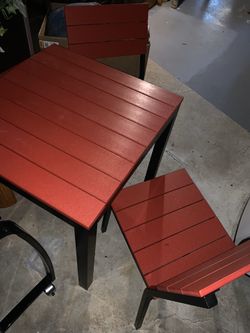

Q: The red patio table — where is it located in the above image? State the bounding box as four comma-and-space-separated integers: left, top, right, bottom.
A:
0, 45, 183, 289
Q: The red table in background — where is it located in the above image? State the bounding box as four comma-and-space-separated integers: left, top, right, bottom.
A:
0, 45, 183, 289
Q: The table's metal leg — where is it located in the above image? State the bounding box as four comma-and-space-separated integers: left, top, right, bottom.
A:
101, 206, 111, 233
144, 115, 177, 181
74, 223, 97, 289
139, 54, 146, 80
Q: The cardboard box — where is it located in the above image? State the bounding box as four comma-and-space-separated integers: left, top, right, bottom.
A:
38, 2, 150, 77
38, 3, 68, 49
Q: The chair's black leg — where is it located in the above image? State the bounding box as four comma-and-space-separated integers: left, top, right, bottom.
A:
0, 220, 55, 332
144, 114, 177, 181
134, 288, 153, 329
139, 54, 146, 80
74, 223, 97, 289
101, 206, 111, 233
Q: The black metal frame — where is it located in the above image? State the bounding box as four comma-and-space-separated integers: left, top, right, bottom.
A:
139, 54, 146, 80
134, 287, 218, 329
74, 223, 97, 289
0, 220, 55, 333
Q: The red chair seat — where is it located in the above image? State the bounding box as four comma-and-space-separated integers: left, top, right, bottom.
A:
112, 169, 250, 298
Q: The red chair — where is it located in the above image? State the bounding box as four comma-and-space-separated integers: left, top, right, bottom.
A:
64, 3, 149, 79
112, 168, 250, 329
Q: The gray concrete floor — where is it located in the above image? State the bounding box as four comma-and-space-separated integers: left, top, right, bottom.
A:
149, 0, 250, 131
1, 59, 250, 332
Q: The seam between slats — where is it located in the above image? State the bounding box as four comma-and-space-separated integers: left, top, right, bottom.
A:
29, 58, 165, 129
0, 89, 138, 163
144, 235, 231, 284
68, 37, 147, 46
44, 48, 181, 108
67, 21, 147, 27
131, 215, 216, 254
0, 143, 108, 204
3, 77, 147, 149
116, 181, 194, 214
12, 65, 156, 137
167, 244, 250, 290
178, 252, 250, 292
67, 20, 148, 27
38, 50, 180, 113
0, 115, 126, 182
123, 198, 205, 232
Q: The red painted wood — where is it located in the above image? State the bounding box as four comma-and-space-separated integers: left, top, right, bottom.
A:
0, 146, 104, 229
134, 218, 227, 275
0, 45, 182, 230
0, 79, 144, 162
5, 69, 155, 146
45, 45, 183, 108
112, 168, 249, 297
0, 118, 119, 202
115, 184, 203, 231
164, 241, 250, 297
146, 236, 234, 288
65, 4, 148, 58
68, 40, 147, 59
32, 51, 173, 122
125, 200, 215, 252
65, 3, 148, 25
112, 169, 192, 211
67, 22, 147, 44
0, 97, 132, 181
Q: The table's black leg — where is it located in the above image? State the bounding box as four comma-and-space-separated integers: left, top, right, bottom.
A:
139, 54, 146, 80
74, 223, 97, 289
101, 206, 111, 233
144, 115, 177, 181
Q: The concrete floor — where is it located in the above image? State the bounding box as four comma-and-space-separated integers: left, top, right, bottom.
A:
0, 59, 250, 332
1, 2, 250, 332
149, 0, 250, 131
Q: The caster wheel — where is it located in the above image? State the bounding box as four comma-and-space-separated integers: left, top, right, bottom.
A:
44, 283, 56, 296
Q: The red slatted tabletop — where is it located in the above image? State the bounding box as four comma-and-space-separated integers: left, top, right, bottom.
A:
0, 45, 183, 289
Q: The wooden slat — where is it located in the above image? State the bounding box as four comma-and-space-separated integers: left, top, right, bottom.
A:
19, 55, 162, 130
45, 45, 183, 108
4, 69, 155, 146
0, 119, 119, 203
32, 51, 173, 122
125, 201, 215, 252
67, 22, 147, 44
0, 145, 103, 229
115, 184, 203, 231
65, 4, 148, 25
145, 236, 234, 288
134, 218, 228, 275
0, 78, 144, 162
68, 39, 148, 59
0, 97, 132, 181
164, 241, 250, 297
113, 169, 192, 211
